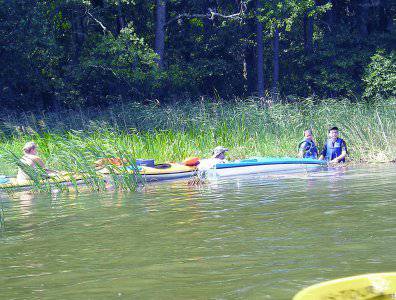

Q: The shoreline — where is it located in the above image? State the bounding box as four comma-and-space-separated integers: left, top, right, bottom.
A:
1, 100, 395, 178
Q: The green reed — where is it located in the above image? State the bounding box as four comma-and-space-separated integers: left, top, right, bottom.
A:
0, 99, 395, 192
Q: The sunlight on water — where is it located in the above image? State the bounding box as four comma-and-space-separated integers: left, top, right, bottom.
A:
0, 165, 395, 299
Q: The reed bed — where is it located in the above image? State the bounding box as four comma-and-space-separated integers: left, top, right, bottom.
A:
0, 99, 395, 191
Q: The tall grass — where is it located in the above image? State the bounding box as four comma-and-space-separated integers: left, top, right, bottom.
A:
0, 99, 395, 191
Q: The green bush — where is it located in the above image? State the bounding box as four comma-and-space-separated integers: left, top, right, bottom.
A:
363, 50, 396, 102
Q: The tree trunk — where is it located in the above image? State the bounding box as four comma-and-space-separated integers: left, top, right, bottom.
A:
386, 14, 394, 32
359, 0, 369, 36
245, 45, 256, 95
326, 0, 335, 31
256, 0, 264, 98
154, 0, 166, 69
72, 15, 85, 64
304, 10, 314, 52
116, 0, 125, 34
272, 25, 279, 99
379, 0, 393, 32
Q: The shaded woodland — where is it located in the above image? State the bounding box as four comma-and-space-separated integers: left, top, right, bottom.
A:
0, 0, 395, 110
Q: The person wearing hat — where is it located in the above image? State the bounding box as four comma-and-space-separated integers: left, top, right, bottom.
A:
212, 146, 229, 163
319, 127, 348, 163
197, 146, 229, 171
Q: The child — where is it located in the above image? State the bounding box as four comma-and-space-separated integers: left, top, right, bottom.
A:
298, 129, 318, 159
319, 127, 348, 163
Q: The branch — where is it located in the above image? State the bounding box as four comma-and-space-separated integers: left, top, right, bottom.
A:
318, 20, 332, 32
166, 13, 208, 26
85, 10, 110, 35
166, 1, 247, 26
359, 0, 381, 8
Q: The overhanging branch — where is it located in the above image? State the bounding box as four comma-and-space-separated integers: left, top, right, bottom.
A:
86, 10, 110, 35
166, 1, 248, 26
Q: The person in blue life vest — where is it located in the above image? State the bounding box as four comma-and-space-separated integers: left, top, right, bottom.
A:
298, 129, 318, 159
319, 127, 348, 163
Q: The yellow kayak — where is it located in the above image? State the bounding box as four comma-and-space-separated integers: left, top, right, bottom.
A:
0, 163, 197, 190
293, 273, 396, 300
0, 173, 86, 190
99, 163, 197, 182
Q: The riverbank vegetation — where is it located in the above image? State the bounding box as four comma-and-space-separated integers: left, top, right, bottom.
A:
1, 100, 395, 179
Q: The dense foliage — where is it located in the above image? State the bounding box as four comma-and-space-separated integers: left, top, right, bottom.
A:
363, 50, 396, 101
0, 0, 395, 110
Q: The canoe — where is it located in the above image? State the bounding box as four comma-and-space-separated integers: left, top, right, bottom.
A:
203, 157, 326, 178
293, 273, 396, 300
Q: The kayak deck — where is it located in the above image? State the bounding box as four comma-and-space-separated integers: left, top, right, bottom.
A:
293, 272, 396, 300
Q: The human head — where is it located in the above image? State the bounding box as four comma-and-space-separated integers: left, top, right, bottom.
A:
328, 126, 339, 140
23, 141, 37, 154
304, 129, 313, 140
212, 146, 228, 159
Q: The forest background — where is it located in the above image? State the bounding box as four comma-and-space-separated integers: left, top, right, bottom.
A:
1, 0, 395, 110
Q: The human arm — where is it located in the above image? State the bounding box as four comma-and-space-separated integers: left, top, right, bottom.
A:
318, 143, 327, 160
32, 156, 58, 175
32, 156, 46, 169
298, 141, 307, 158
330, 151, 346, 163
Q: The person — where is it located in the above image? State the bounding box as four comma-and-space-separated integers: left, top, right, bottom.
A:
197, 146, 229, 171
16, 142, 56, 182
298, 129, 318, 159
211, 146, 229, 163
319, 127, 348, 163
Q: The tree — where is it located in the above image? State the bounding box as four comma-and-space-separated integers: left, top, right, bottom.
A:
154, 0, 166, 68
363, 50, 396, 101
256, 0, 265, 98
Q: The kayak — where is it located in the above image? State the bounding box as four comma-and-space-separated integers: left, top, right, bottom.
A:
126, 163, 197, 182
0, 163, 198, 190
293, 272, 396, 300
0, 174, 86, 190
122, 158, 325, 181
0, 157, 325, 190
203, 157, 326, 178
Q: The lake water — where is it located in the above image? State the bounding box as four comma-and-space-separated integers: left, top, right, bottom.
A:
1, 165, 395, 299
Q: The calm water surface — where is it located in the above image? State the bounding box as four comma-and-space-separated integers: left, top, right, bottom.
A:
0, 165, 395, 299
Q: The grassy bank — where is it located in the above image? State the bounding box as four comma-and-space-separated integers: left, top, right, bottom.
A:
1, 99, 395, 179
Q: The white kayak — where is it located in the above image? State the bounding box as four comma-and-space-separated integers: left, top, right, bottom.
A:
202, 157, 327, 178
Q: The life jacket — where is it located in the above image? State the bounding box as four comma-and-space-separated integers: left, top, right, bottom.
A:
325, 138, 346, 162
298, 139, 318, 159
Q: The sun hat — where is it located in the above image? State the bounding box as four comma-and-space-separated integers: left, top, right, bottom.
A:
23, 141, 37, 153
212, 146, 229, 158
